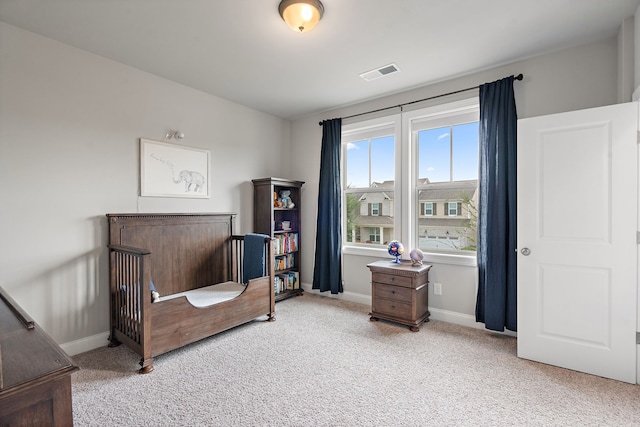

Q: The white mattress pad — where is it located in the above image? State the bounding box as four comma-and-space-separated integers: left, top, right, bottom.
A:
157, 281, 246, 308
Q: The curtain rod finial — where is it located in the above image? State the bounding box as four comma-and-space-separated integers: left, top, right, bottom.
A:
515, 73, 523, 81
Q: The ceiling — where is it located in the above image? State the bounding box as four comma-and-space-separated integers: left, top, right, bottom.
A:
1, 0, 639, 120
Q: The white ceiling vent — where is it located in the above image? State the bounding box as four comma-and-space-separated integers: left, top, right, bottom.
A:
359, 63, 400, 82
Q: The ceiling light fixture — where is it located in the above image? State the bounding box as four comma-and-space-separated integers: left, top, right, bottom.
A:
278, 0, 324, 33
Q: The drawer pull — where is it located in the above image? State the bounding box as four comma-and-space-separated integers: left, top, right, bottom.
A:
391, 290, 395, 294
390, 277, 395, 281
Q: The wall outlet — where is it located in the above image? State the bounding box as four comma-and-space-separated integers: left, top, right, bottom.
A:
434, 282, 442, 295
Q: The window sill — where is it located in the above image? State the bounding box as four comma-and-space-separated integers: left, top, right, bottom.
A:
342, 245, 477, 267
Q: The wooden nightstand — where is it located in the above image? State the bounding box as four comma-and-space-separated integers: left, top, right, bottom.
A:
367, 260, 432, 331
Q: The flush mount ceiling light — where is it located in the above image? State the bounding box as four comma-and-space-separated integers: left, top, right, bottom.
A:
279, 0, 324, 33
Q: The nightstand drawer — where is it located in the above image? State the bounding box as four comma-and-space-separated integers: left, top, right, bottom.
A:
373, 282, 412, 303
372, 272, 412, 288
372, 297, 412, 319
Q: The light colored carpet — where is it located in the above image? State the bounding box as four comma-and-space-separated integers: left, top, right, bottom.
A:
72, 294, 640, 426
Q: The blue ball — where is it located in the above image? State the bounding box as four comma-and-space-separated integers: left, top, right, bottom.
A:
387, 240, 404, 257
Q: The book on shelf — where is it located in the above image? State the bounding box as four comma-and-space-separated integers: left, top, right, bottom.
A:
273, 271, 299, 295
273, 232, 298, 255
274, 253, 295, 271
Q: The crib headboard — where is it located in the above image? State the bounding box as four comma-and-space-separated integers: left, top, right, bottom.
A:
106, 213, 235, 296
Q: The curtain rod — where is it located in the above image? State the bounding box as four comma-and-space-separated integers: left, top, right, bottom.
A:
319, 73, 523, 125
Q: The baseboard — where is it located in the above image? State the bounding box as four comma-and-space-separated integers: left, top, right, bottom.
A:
429, 308, 517, 336
428, 307, 477, 328
61, 331, 110, 356
300, 283, 371, 306
637, 344, 640, 384
301, 282, 516, 336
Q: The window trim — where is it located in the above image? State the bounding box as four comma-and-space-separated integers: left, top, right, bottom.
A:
342, 114, 402, 250
341, 97, 479, 266
406, 97, 479, 259
369, 227, 380, 243
342, 244, 477, 267
448, 201, 458, 216
423, 202, 434, 216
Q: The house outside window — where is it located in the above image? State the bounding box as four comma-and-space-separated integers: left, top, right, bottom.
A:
371, 203, 380, 216
369, 228, 380, 243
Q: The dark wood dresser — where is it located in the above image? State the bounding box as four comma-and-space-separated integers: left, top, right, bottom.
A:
0, 287, 78, 426
367, 260, 432, 331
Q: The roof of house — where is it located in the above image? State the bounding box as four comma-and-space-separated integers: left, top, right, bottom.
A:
418, 180, 478, 201
357, 192, 393, 202
347, 180, 477, 202
353, 215, 394, 227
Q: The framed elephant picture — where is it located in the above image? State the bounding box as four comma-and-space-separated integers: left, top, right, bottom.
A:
140, 138, 210, 198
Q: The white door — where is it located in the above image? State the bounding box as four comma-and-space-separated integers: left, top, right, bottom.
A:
517, 102, 638, 384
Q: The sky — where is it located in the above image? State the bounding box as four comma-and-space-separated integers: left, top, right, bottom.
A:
345, 122, 479, 188
419, 122, 479, 182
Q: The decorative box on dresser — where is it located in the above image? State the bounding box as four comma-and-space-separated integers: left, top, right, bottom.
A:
252, 177, 304, 302
0, 287, 78, 426
367, 260, 432, 331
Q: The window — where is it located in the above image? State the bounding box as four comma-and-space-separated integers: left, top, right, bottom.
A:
447, 202, 459, 216
342, 98, 478, 263
342, 115, 400, 247
423, 202, 434, 216
412, 99, 479, 254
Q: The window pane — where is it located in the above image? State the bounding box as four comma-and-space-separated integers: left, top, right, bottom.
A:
343, 131, 396, 247
452, 122, 479, 181
346, 140, 369, 188
371, 136, 394, 184
416, 120, 478, 254
418, 128, 450, 183
345, 193, 361, 243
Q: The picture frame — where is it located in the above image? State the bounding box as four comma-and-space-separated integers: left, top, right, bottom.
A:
140, 138, 210, 198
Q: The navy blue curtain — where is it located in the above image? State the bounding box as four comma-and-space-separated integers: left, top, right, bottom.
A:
312, 119, 343, 294
475, 76, 517, 332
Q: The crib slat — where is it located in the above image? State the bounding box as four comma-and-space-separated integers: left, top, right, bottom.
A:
110, 248, 147, 348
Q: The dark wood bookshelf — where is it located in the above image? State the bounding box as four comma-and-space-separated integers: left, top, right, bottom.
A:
252, 177, 305, 301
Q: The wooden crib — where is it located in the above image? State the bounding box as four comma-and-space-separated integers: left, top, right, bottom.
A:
106, 213, 275, 373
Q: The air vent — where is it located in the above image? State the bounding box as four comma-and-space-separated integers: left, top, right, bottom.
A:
359, 63, 400, 82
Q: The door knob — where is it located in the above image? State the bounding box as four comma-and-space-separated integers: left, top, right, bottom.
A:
521, 247, 531, 256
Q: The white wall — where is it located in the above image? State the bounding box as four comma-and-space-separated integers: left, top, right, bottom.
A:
618, 15, 635, 103
291, 36, 621, 329
0, 22, 290, 353
635, 3, 640, 94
